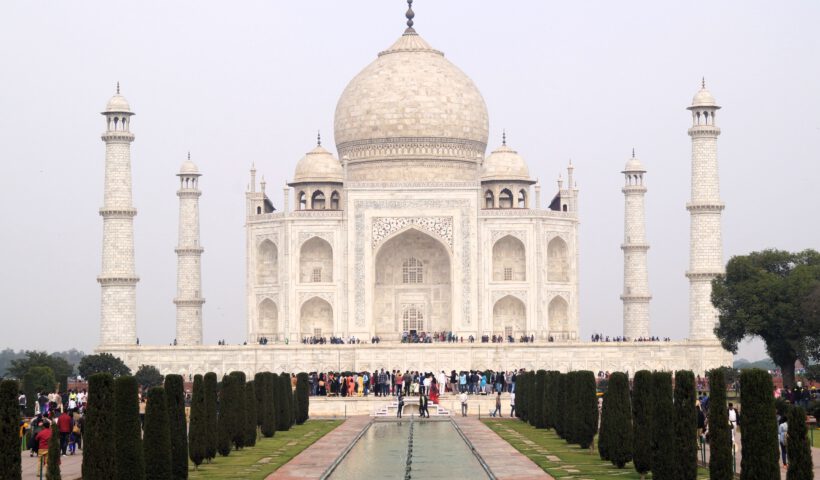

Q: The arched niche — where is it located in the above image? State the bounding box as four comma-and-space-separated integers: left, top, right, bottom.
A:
492, 235, 526, 281
300, 297, 333, 337
258, 298, 278, 335
492, 295, 526, 336
548, 296, 569, 334
256, 239, 278, 284
300, 237, 332, 283
547, 237, 569, 282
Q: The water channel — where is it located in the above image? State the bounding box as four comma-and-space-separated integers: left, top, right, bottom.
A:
327, 419, 491, 479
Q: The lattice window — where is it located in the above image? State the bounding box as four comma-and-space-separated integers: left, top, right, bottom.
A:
312, 267, 322, 282
504, 267, 513, 281
313, 328, 322, 337
402, 258, 423, 284
402, 306, 424, 331
505, 326, 513, 337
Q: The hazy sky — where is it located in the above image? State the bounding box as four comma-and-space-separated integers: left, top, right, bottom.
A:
2, 1, 818, 361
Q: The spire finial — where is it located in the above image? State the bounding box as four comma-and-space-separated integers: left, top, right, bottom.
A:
116, 81, 120, 95
405, 0, 415, 32
317, 130, 321, 147
187, 151, 191, 161
702, 77, 706, 89
632, 148, 635, 158
502, 129, 507, 146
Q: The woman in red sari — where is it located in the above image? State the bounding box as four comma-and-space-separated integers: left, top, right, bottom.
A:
430, 377, 440, 404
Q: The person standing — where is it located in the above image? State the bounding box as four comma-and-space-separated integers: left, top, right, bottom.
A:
420, 393, 429, 418
728, 402, 738, 445
510, 391, 516, 417
459, 391, 468, 417
57, 410, 73, 455
18, 392, 27, 416
397, 391, 404, 418
778, 415, 788, 468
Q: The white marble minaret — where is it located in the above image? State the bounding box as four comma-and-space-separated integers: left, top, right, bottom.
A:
686, 80, 725, 340
174, 153, 205, 345
98, 84, 139, 346
621, 150, 651, 339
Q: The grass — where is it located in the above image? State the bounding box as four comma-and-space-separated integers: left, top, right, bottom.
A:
188, 420, 342, 479
484, 419, 711, 479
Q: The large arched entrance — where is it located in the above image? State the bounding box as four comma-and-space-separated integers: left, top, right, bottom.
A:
373, 228, 451, 339
492, 295, 526, 337
300, 297, 333, 338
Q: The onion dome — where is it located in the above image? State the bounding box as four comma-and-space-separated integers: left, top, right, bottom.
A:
292, 145, 343, 184
481, 135, 532, 182
689, 78, 720, 109
104, 82, 132, 113
179, 153, 199, 175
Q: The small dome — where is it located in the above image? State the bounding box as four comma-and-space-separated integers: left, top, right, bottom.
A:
292, 145, 343, 184
180, 159, 199, 175
104, 94, 132, 113
690, 87, 719, 108
481, 144, 531, 181
623, 156, 644, 172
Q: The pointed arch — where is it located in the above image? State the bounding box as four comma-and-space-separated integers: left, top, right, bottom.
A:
300, 297, 333, 337
256, 239, 278, 284
258, 298, 278, 334
300, 236, 333, 282
518, 189, 527, 208
298, 191, 307, 210
492, 235, 526, 281
499, 188, 513, 208
493, 295, 526, 335
484, 190, 494, 209
548, 296, 569, 333
330, 191, 340, 210
547, 237, 569, 282
311, 190, 326, 209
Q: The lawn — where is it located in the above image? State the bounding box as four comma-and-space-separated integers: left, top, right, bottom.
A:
484, 419, 710, 479
188, 420, 342, 479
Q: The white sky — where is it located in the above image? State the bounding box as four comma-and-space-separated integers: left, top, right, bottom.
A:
2, 1, 818, 361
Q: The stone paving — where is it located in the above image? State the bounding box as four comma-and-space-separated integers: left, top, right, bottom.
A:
20, 449, 82, 480
701, 432, 820, 480
267, 416, 370, 479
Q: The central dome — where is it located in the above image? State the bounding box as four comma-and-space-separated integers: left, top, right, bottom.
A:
334, 30, 489, 167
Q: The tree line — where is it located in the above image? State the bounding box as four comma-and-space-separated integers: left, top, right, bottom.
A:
514, 368, 813, 479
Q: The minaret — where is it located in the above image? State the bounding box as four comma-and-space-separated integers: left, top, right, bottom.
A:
621, 149, 651, 339
174, 153, 205, 345
686, 80, 724, 340
98, 83, 139, 346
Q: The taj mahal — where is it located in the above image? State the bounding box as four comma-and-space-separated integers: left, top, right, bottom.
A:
97, 4, 732, 376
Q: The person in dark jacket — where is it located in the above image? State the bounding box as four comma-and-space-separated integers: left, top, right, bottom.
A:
57, 410, 73, 455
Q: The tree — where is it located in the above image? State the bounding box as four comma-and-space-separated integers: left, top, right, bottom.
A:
228, 372, 247, 450
78, 353, 131, 378
46, 421, 61, 480
256, 372, 276, 438
707, 368, 733, 480
188, 375, 206, 468
7, 351, 73, 394
276, 374, 291, 431
216, 374, 234, 456
673, 370, 697, 480
83, 373, 116, 480
575, 371, 598, 449
632, 370, 653, 479
565, 372, 580, 443
203, 372, 218, 461
606, 372, 633, 469
134, 365, 164, 391
0, 379, 22, 479
555, 373, 567, 438
164, 374, 189, 479
22, 366, 56, 416
295, 372, 310, 425
532, 370, 547, 428
786, 406, 813, 479
143, 387, 172, 480
253, 372, 265, 427
516, 371, 529, 423
712, 249, 820, 388
738, 369, 779, 479
244, 381, 257, 447
113, 376, 145, 480
650, 371, 676, 479
544, 371, 559, 429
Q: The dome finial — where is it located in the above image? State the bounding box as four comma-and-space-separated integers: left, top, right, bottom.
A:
702, 76, 706, 89
405, 0, 415, 33
116, 81, 120, 95
187, 151, 191, 161
632, 147, 635, 158
317, 130, 321, 147
502, 129, 507, 146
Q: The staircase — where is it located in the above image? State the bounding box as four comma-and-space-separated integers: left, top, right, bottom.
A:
373, 397, 451, 416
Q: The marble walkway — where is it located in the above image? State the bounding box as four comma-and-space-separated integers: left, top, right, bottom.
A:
20, 449, 82, 480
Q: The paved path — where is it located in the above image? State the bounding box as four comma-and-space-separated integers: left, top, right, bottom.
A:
267, 416, 370, 479
453, 416, 553, 480
21, 450, 82, 480
701, 432, 820, 479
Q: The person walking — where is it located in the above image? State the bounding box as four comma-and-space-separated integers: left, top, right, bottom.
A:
419, 393, 429, 418
18, 392, 26, 416
57, 409, 73, 455
510, 391, 516, 417
491, 392, 502, 417
778, 415, 788, 468
728, 402, 738, 445
459, 391, 468, 416
397, 391, 404, 418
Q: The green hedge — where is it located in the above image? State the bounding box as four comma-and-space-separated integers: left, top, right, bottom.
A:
650, 371, 675, 479
707, 368, 733, 480
189, 374, 206, 468
143, 387, 172, 479
83, 373, 116, 479
673, 370, 697, 480
0, 380, 21, 479
164, 374, 189, 479
113, 376, 145, 480
738, 368, 779, 479
631, 370, 653, 478
295, 373, 310, 425
203, 372, 218, 461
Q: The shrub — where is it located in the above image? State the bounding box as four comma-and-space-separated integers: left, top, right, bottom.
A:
46, 421, 61, 480
517, 371, 529, 423
707, 368, 733, 480
0, 379, 22, 479
253, 372, 265, 427
203, 372, 218, 461
216, 374, 233, 456
575, 371, 598, 449
164, 374, 189, 479
113, 376, 145, 480
673, 370, 697, 480
244, 381, 257, 447
650, 371, 676, 479
545, 371, 559, 429
739, 368, 779, 480
188, 374, 206, 468
83, 373, 116, 479
228, 372, 247, 450
631, 370, 653, 479
295, 373, 310, 424
533, 370, 547, 428
555, 373, 567, 439
276, 374, 292, 431
143, 387, 172, 480
260, 373, 276, 438
786, 406, 813, 479
606, 372, 633, 469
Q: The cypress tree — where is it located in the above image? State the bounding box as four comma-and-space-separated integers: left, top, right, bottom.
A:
707, 368, 733, 480
253, 372, 265, 427
46, 421, 61, 480
203, 372, 218, 461
565, 372, 580, 443
673, 370, 697, 480
606, 372, 633, 469
576, 371, 598, 449
786, 406, 813, 480
543, 371, 555, 429
113, 376, 145, 480
228, 372, 247, 449
244, 381, 257, 447
532, 370, 547, 428
547, 371, 560, 430
188, 375, 206, 468
143, 387, 172, 480
216, 374, 233, 456
164, 375, 188, 479
517, 372, 528, 423
632, 370, 653, 479
555, 373, 567, 438
0, 379, 22, 480
260, 373, 276, 438
525, 371, 535, 424
738, 369, 779, 480
295, 372, 310, 424
276, 374, 291, 431
650, 371, 676, 479
598, 389, 611, 461
83, 373, 116, 480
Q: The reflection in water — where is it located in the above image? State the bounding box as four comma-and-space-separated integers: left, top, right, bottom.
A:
329, 420, 489, 479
